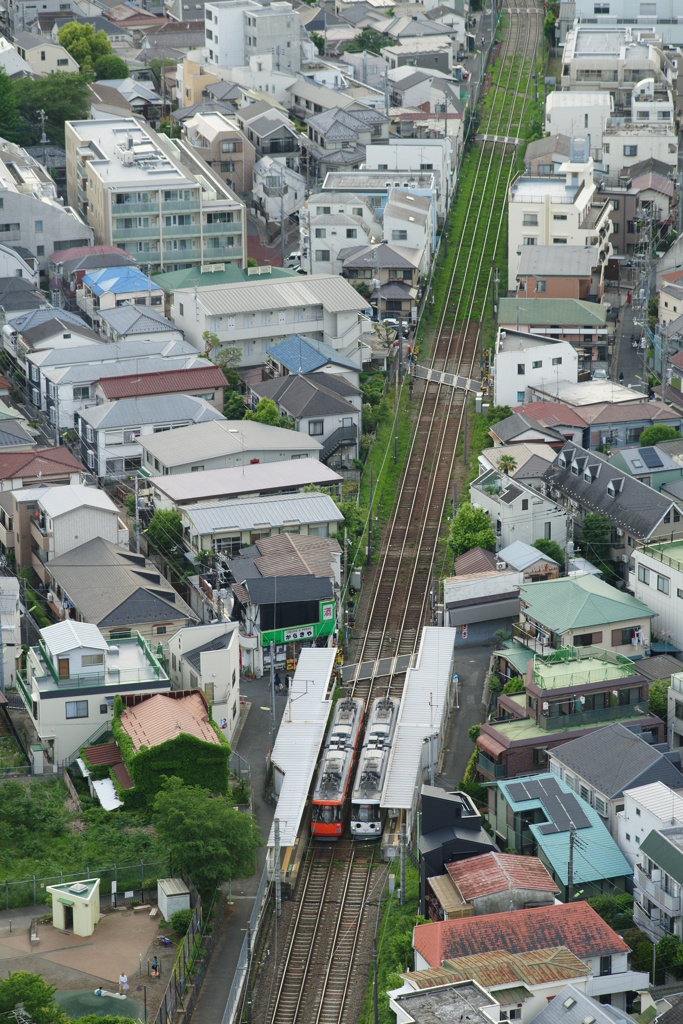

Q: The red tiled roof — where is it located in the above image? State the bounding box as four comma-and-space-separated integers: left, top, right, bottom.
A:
49, 245, 128, 266
98, 365, 227, 400
447, 852, 559, 901
111, 761, 134, 789
412, 902, 629, 969
669, 350, 683, 371
0, 447, 85, 480
0, 375, 10, 390
512, 402, 587, 429
119, 692, 219, 752
580, 400, 679, 425
454, 546, 497, 575
631, 172, 675, 198
82, 742, 122, 766
662, 270, 683, 287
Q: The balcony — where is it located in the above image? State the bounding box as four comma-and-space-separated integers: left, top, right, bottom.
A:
585, 970, 651, 998
112, 199, 199, 216
633, 899, 678, 941
111, 224, 162, 241
512, 622, 554, 656
476, 751, 507, 778
31, 549, 49, 585
538, 702, 651, 730
636, 866, 682, 913
203, 245, 243, 260
203, 221, 237, 234
263, 183, 289, 198
30, 518, 51, 551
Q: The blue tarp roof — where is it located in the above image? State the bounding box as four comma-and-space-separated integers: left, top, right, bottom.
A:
82, 267, 163, 296
267, 335, 358, 374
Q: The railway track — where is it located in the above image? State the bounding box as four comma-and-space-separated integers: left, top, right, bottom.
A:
258, 6, 542, 1023
265, 845, 375, 1024
352, 0, 542, 708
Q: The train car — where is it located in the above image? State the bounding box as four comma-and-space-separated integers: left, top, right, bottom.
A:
350, 695, 398, 839
311, 695, 364, 840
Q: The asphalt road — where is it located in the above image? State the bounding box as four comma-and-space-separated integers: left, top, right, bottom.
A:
437, 643, 493, 789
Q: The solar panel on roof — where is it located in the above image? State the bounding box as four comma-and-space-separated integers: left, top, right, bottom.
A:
641, 447, 663, 469
507, 777, 591, 833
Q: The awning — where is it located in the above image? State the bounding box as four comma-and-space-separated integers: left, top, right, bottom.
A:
427, 874, 466, 916
650, 641, 682, 655
477, 732, 507, 759
58, 898, 75, 906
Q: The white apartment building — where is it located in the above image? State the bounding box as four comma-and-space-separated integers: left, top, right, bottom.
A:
493, 330, 578, 408
300, 191, 377, 276
0, 140, 91, 273
602, 122, 678, 176
618, 782, 683, 869
168, 621, 241, 747
205, 0, 301, 73
470, 469, 568, 552
364, 137, 454, 211
382, 188, 434, 272
171, 275, 368, 365
64, 118, 246, 274
0, 577, 20, 692
630, 540, 683, 654
631, 76, 674, 125
634, 825, 683, 942
561, 27, 676, 116
507, 139, 613, 290
544, 92, 612, 160
252, 156, 306, 224
567, 0, 683, 48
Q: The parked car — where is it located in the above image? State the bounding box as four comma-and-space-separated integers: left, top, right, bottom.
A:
591, 367, 609, 381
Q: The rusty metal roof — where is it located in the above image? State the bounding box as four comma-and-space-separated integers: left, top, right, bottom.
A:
119, 692, 219, 753
405, 947, 589, 991
448, 852, 559, 901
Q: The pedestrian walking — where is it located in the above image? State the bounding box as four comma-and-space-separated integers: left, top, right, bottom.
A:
119, 973, 128, 994
619, 372, 624, 383
274, 672, 282, 693
151, 957, 159, 978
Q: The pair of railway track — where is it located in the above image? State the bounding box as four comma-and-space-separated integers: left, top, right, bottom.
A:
259, 5, 543, 1023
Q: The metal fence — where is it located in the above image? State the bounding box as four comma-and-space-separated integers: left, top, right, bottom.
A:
3, 860, 168, 911
152, 881, 215, 1024
220, 862, 270, 1024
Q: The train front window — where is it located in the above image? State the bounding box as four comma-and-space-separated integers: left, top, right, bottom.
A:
357, 804, 379, 822
313, 804, 341, 823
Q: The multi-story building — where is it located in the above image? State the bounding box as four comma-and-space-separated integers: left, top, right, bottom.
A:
0, 139, 91, 274
306, 106, 390, 179
252, 156, 306, 225
507, 139, 613, 290
204, 0, 301, 73
618, 781, 683, 868
561, 27, 676, 116
182, 111, 255, 196
339, 241, 421, 322
634, 825, 683, 941
563, 0, 683, 49
17, 619, 170, 765
492, 329, 578, 407
14, 32, 79, 75
544, 93, 612, 161
471, 469, 568, 552
64, 118, 246, 274
170, 274, 367, 364
602, 122, 678, 177
631, 541, 683, 655
235, 102, 301, 171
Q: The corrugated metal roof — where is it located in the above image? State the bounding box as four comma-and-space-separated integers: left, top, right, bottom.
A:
152, 458, 341, 505
427, 874, 467, 916
267, 648, 335, 852
498, 297, 607, 327
447, 852, 559, 900
185, 492, 344, 536
158, 877, 190, 896
140, 419, 322, 466
80, 394, 224, 430
41, 620, 108, 655
623, 781, 683, 823
180, 274, 368, 317
35, 484, 117, 519
250, 534, 341, 580
98, 365, 227, 400
381, 628, 456, 810
415, 946, 588, 990
639, 827, 683, 883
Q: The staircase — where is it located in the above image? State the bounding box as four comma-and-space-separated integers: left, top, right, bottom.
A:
321, 424, 357, 463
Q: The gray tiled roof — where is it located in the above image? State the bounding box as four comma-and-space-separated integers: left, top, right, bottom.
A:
543, 441, 682, 539
517, 245, 598, 279
531, 985, 629, 1024
550, 723, 683, 798
492, 413, 564, 443
97, 305, 181, 336
250, 371, 358, 419
79, 394, 223, 430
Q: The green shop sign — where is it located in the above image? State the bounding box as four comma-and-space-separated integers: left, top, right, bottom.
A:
260, 601, 335, 647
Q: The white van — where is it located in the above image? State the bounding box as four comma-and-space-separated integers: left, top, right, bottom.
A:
285, 251, 302, 268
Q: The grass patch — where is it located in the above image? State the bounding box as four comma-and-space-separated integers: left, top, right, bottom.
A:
359, 863, 424, 1024
0, 736, 27, 768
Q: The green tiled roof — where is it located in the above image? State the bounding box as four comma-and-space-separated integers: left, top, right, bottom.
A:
640, 829, 683, 884
519, 575, 655, 633
495, 643, 534, 676
153, 265, 298, 293
498, 298, 607, 327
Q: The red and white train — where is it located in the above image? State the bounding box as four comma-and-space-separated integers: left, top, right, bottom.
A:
311, 695, 364, 839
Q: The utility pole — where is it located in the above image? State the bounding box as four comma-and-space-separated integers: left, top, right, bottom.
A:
399, 821, 406, 906
280, 164, 286, 269
373, 939, 379, 1024
21, 577, 29, 647
343, 527, 348, 660
0, 604, 5, 696
135, 475, 141, 555
679, 171, 683, 237
54, 388, 59, 447
366, 462, 373, 566
394, 338, 399, 465
491, 257, 495, 317
567, 828, 575, 901
463, 395, 468, 466
270, 640, 276, 754
274, 817, 281, 917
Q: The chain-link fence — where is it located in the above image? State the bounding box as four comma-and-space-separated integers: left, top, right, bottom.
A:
2, 860, 169, 911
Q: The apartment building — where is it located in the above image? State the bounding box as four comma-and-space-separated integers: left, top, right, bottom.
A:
205, 0, 301, 73
0, 139, 91, 274
470, 469, 568, 551
170, 275, 367, 365
561, 27, 676, 116
565, 0, 683, 48
493, 330, 578, 407
300, 191, 376, 276
602, 122, 678, 176
507, 139, 612, 290
14, 33, 78, 75
65, 118, 246, 274
544, 93, 612, 161
183, 111, 255, 196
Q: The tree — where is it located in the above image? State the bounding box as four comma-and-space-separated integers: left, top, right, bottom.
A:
587, 894, 634, 933
578, 512, 612, 568
58, 22, 112, 69
497, 454, 517, 475
342, 29, 386, 55
93, 54, 129, 80
153, 776, 263, 900
224, 389, 246, 419
310, 31, 324, 54
244, 397, 281, 426
543, 10, 557, 46
14, 73, 91, 145
639, 423, 681, 446
648, 678, 669, 721
532, 538, 565, 567
448, 502, 496, 559
0, 69, 22, 144
0, 973, 63, 1024
502, 677, 525, 694
146, 509, 183, 560
149, 57, 176, 89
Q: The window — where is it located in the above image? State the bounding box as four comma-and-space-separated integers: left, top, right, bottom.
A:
315, 250, 330, 262
392, 229, 408, 241
523, 213, 538, 226
594, 2, 609, 10
599, 956, 612, 977
35, 220, 43, 232
624, 145, 638, 157
346, 228, 357, 239
315, 228, 326, 239
517, 391, 525, 402
309, 420, 323, 436
522, 499, 529, 510
179, 302, 184, 317
638, 565, 650, 585
553, 237, 567, 244
523, 237, 537, 246
81, 654, 104, 667
73, 386, 89, 401
517, 364, 525, 375
552, 357, 563, 366
100, 704, 108, 714
532, 360, 542, 369
658, 575, 670, 595
156, 626, 167, 635
678, 588, 683, 599
536, 279, 546, 293
37, 245, 44, 257
544, 522, 552, 540
553, 213, 568, 221
57, 57, 68, 66
172, 653, 177, 671
676, 702, 683, 721
65, 700, 88, 719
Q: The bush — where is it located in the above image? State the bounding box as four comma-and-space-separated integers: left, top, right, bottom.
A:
170, 908, 194, 935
